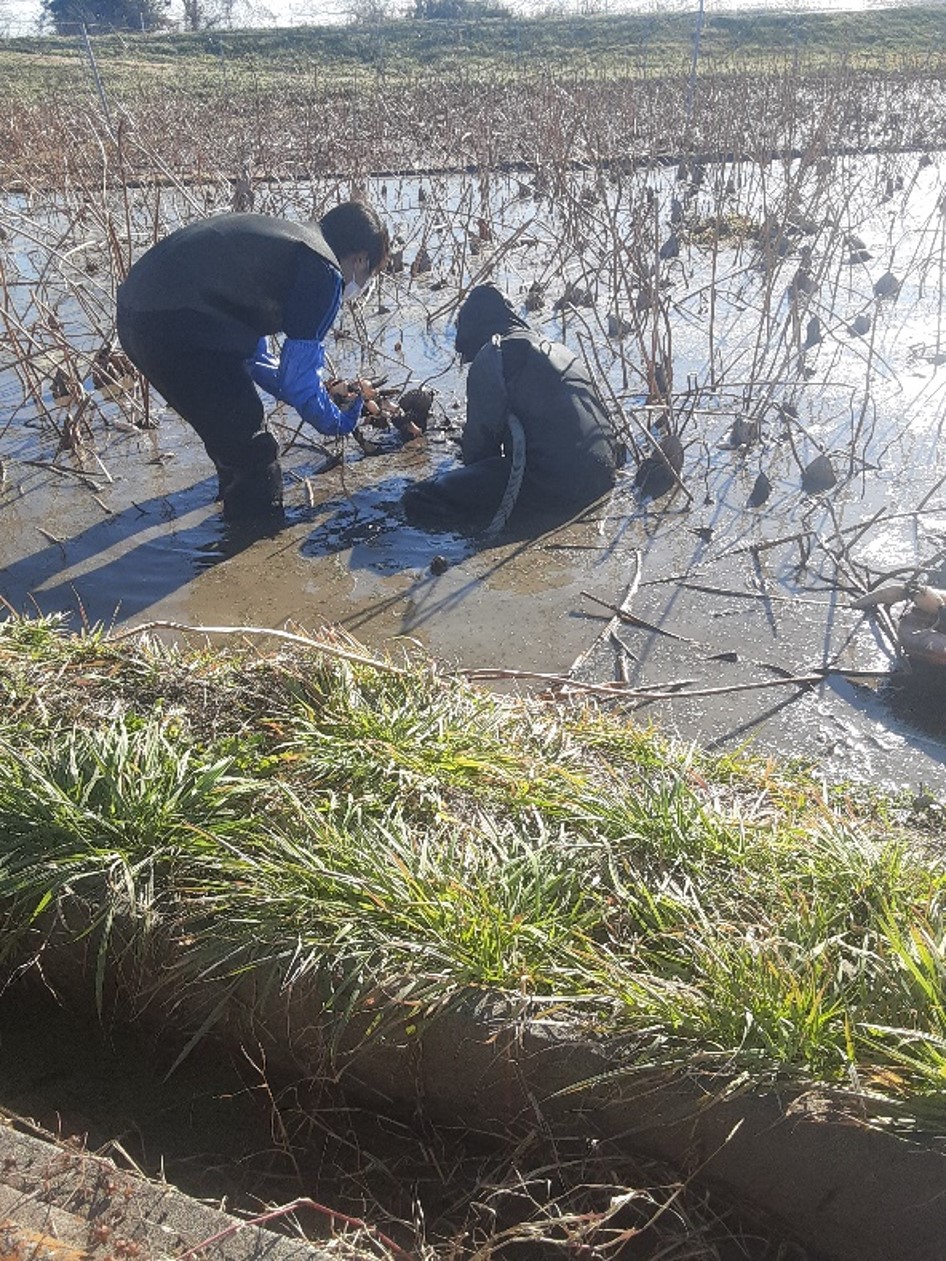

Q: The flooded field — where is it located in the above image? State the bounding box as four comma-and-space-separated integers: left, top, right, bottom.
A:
2, 153, 946, 792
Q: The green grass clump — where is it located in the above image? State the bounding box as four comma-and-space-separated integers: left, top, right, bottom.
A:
0, 614, 944, 1117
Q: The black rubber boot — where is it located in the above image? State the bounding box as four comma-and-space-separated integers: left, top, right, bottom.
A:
212, 458, 236, 502
223, 462, 284, 521
220, 431, 284, 522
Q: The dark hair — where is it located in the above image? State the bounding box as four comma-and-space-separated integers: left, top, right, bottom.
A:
319, 200, 390, 275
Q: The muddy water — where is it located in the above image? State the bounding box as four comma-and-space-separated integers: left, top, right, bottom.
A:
2, 160, 946, 793
0, 407, 637, 674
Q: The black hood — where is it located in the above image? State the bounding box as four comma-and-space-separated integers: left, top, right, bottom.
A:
454, 284, 530, 363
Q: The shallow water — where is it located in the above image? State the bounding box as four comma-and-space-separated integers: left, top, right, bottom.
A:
2, 157, 946, 792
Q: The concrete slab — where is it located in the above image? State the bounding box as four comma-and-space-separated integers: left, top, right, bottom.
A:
0, 1121, 357, 1261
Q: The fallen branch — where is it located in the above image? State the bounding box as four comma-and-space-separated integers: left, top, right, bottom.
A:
610, 629, 635, 681
176, 1196, 411, 1261
107, 620, 411, 676
35, 526, 66, 557
460, 664, 893, 700
616, 668, 848, 701
569, 554, 642, 678
580, 590, 693, 642
460, 666, 636, 695
715, 529, 812, 560
23, 458, 104, 492
656, 581, 834, 607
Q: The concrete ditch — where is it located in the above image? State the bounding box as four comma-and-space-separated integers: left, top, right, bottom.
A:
0, 1120, 349, 1261
119, 957, 943, 1261
18, 922, 946, 1261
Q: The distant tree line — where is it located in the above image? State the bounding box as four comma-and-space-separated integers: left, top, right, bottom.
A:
41, 0, 247, 32
409, 0, 506, 18
41, 0, 167, 32
41, 0, 507, 34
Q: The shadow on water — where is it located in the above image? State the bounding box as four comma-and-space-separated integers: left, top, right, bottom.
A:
1, 462, 563, 636
376, 501, 618, 644
298, 475, 489, 640
698, 668, 946, 789
297, 475, 619, 644
0, 477, 280, 628
885, 673, 946, 740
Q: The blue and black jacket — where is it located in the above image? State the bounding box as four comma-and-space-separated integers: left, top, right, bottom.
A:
118, 213, 358, 436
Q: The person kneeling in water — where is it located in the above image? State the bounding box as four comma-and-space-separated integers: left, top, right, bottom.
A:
117, 201, 389, 521
403, 284, 618, 534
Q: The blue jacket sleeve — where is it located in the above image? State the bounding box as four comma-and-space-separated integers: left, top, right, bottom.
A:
249, 337, 361, 436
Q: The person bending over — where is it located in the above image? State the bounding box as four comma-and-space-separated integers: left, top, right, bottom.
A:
402, 284, 618, 534
117, 202, 389, 520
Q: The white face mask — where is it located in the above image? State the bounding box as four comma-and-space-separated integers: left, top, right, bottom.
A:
344, 278, 367, 302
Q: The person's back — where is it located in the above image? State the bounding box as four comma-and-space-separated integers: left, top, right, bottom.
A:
497, 330, 617, 510
403, 284, 618, 533
116, 201, 389, 521
118, 213, 340, 353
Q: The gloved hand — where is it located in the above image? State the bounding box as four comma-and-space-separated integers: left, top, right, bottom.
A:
247, 337, 360, 437
340, 393, 363, 432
